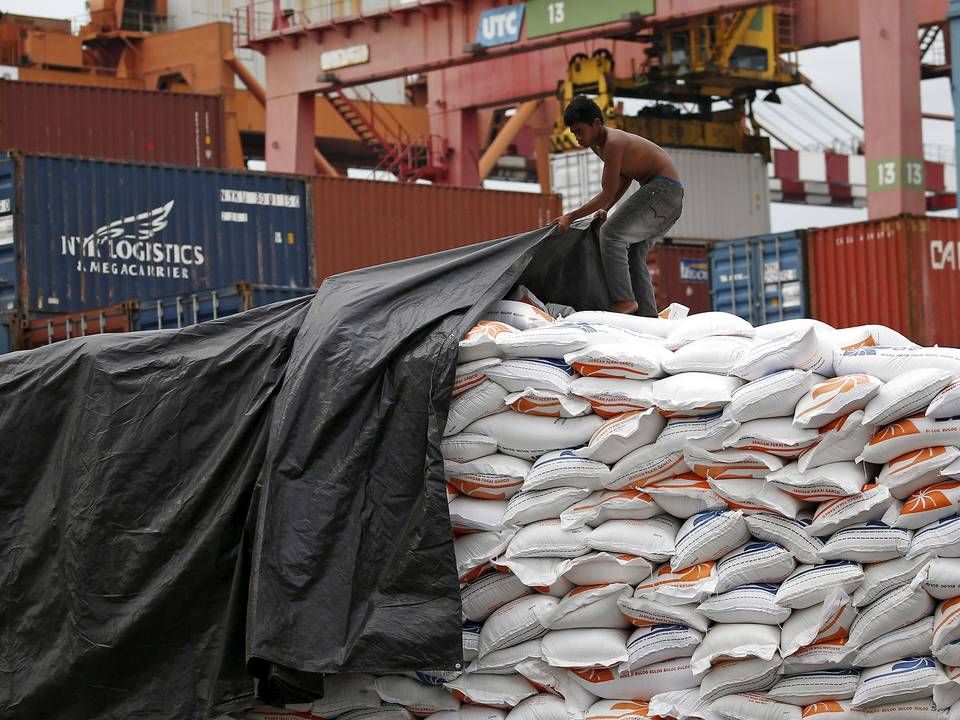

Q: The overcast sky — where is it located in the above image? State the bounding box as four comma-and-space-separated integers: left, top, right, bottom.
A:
6, 1, 958, 230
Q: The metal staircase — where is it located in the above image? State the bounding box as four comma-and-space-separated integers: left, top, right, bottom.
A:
324, 88, 447, 182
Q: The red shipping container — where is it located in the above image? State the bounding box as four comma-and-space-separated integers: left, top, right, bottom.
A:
312, 176, 561, 281
806, 215, 960, 347
648, 242, 710, 314
19, 304, 133, 350
0, 80, 225, 167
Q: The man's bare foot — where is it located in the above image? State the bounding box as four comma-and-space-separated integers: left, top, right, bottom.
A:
611, 300, 639, 314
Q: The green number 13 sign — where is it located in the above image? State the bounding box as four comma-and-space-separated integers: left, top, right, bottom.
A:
525, 0, 655, 39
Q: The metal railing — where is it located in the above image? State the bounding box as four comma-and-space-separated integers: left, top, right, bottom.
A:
234, 0, 419, 44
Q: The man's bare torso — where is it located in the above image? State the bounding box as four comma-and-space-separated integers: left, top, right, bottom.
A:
591, 128, 680, 186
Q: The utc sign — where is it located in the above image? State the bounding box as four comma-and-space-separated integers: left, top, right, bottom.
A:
475, 4, 526, 47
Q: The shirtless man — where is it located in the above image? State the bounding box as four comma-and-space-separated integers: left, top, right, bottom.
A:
553, 96, 684, 316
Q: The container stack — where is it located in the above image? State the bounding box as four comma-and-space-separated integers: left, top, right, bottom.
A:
253, 296, 960, 720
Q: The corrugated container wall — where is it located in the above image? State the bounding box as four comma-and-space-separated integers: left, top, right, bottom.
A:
12, 283, 315, 351
710, 231, 808, 325
806, 215, 960, 347
2, 153, 311, 314
311, 176, 561, 280
550, 148, 770, 241
0, 80, 225, 167
648, 243, 710, 314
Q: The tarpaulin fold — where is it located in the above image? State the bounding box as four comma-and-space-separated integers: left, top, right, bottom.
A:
0, 224, 619, 718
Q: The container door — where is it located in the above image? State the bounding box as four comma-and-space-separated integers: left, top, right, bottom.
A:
756, 231, 807, 324
0, 157, 16, 350
709, 239, 756, 323
0, 158, 15, 315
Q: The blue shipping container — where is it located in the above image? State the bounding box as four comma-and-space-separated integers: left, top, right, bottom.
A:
709, 231, 808, 325
0, 153, 312, 315
132, 283, 315, 331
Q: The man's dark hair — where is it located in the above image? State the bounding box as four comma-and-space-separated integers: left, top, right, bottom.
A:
563, 95, 604, 127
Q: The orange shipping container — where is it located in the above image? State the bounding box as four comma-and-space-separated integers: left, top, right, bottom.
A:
806, 215, 960, 347
311, 177, 562, 281
0, 80, 225, 167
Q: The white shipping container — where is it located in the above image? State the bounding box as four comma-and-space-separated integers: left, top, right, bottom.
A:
549, 148, 771, 241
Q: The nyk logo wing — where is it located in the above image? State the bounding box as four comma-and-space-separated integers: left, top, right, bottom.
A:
86, 200, 175, 245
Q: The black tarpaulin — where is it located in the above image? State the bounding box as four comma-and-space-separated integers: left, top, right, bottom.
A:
0, 298, 311, 720
0, 224, 620, 718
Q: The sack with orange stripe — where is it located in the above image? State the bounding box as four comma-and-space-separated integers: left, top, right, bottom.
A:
495, 323, 620, 361
446, 380, 509, 436
884, 481, 960, 530
567, 658, 699, 702
564, 340, 672, 380
570, 377, 656, 418
501, 486, 591, 527
650, 372, 743, 418
730, 325, 828, 381
648, 688, 719, 720
573, 409, 666, 465
794, 374, 883, 430
767, 462, 867, 502
606, 445, 689, 491
465, 412, 604, 461
442, 432, 498, 463
862, 368, 955, 427
541, 582, 632, 630
780, 590, 857, 657
876, 446, 960, 499
455, 359, 502, 397
643, 474, 728, 519
934, 597, 960, 656
445, 454, 531, 500
514, 660, 600, 717
723, 417, 822, 459
798, 411, 877, 472
633, 561, 718, 605
558, 489, 661, 530
767, 461, 866, 503
459, 321, 518, 363
502, 693, 569, 720
482, 300, 555, 331
504, 389, 592, 419
455, 530, 516, 583
936, 665, 960, 712
683, 446, 784, 481
707, 475, 806, 518
730, 369, 820, 424
583, 699, 659, 720
561, 552, 654, 587
806, 484, 894, 537
860, 416, 960, 465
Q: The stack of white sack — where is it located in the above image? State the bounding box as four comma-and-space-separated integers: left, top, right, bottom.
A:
246, 292, 960, 720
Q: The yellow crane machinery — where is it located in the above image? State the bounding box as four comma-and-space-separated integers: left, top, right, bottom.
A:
551, 3, 801, 160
